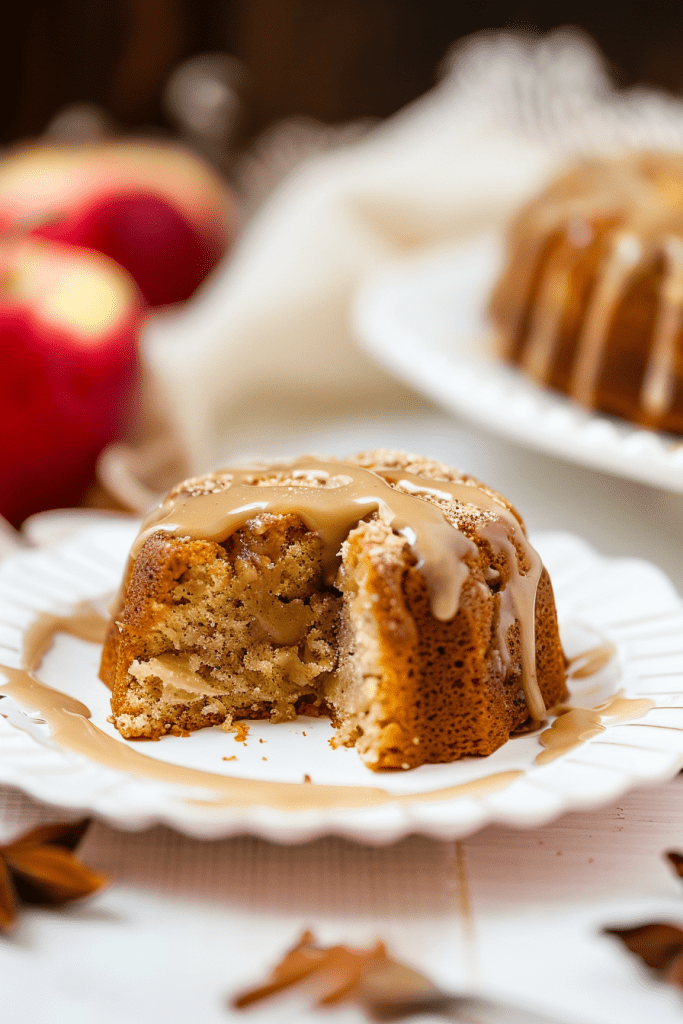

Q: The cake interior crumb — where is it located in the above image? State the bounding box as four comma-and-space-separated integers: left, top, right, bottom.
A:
111, 513, 388, 765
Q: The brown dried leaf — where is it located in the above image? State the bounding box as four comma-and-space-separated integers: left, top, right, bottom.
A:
7, 819, 91, 854
4, 846, 107, 904
0, 818, 106, 918
603, 923, 683, 974
317, 942, 388, 1006
233, 931, 325, 1008
232, 931, 393, 1010
666, 850, 683, 879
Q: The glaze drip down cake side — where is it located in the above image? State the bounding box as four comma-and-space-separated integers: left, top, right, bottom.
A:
490, 152, 683, 433
100, 451, 567, 770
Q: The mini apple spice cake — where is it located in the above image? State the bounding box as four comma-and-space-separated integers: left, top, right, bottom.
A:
100, 451, 567, 770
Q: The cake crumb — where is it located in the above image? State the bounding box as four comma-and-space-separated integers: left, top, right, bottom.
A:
222, 755, 237, 761
302, 731, 307, 736
232, 722, 250, 744
303, 774, 312, 783
259, 738, 266, 744
262, 756, 268, 761
328, 736, 339, 750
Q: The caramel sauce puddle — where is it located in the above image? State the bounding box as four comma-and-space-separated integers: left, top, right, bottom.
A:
536, 690, 655, 765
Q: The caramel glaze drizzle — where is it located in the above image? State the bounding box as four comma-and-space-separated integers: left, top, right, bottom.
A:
494, 155, 683, 420
23, 608, 109, 668
568, 642, 616, 680
535, 642, 654, 764
535, 691, 655, 765
128, 457, 546, 720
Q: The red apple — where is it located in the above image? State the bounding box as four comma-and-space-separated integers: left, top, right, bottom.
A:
0, 237, 143, 525
0, 141, 238, 307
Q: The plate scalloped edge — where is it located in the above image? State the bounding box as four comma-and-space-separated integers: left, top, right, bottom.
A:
0, 521, 682, 845
354, 235, 683, 496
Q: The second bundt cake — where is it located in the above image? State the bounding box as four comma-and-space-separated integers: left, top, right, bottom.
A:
100, 450, 567, 770
490, 152, 683, 433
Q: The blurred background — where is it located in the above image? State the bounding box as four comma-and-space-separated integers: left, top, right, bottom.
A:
5, 1, 683, 145
3, 0, 683, 530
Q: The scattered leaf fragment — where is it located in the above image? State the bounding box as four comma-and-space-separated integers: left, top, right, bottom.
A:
230, 930, 448, 1019
666, 850, 683, 879
0, 820, 107, 932
603, 921, 683, 988
232, 930, 390, 1009
603, 850, 683, 991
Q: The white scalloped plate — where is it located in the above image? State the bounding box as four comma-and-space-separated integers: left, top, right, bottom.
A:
355, 233, 683, 494
0, 520, 682, 844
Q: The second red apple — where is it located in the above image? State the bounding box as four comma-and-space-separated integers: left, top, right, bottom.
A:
0, 140, 238, 307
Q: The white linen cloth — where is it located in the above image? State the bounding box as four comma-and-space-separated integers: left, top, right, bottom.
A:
102, 27, 683, 509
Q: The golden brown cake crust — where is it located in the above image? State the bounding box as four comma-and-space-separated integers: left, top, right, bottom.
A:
100, 450, 567, 767
337, 508, 566, 769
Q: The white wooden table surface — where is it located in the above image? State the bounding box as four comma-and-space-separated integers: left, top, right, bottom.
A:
3, 409, 683, 1024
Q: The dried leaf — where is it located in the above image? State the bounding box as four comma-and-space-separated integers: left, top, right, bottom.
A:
5, 846, 107, 904
604, 857, 683, 995
7, 820, 91, 854
232, 931, 392, 1010
233, 931, 326, 1007
666, 850, 683, 879
604, 923, 683, 974
0, 818, 107, 928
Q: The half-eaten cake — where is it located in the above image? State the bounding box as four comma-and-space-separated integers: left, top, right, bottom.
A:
100, 450, 567, 769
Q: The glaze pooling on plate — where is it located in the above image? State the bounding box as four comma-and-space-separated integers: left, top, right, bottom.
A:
536, 692, 655, 765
